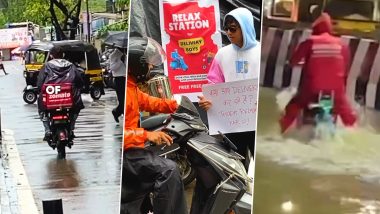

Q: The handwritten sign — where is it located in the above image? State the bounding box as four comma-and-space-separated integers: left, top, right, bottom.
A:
202, 79, 259, 135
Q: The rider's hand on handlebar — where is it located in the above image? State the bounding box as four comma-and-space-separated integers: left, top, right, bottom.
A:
147, 131, 173, 146
197, 95, 212, 111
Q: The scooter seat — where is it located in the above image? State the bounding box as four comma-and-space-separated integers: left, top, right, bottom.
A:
141, 114, 170, 131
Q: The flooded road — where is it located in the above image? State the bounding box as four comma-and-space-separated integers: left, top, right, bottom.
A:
0, 61, 122, 213
254, 87, 380, 214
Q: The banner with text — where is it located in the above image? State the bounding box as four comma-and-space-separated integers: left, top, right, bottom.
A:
203, 79, 259, 135
159, 0, 222, 101
0, 27, 32, 49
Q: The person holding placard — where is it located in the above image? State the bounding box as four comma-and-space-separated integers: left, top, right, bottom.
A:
198, 7, 260, 162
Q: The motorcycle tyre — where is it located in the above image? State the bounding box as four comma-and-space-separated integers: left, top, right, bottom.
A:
57, 141, 66, 159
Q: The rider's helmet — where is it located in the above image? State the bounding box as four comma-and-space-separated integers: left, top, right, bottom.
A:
128, 37, 166, 83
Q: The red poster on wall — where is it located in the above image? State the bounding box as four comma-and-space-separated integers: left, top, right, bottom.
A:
159, 0, 222, 101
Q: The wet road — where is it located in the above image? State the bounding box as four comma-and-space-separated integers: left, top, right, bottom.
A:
0, 61, 122, 213
254, 87, 380, 214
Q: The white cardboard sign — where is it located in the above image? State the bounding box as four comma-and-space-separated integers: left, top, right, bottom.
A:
202, 79, 259, 135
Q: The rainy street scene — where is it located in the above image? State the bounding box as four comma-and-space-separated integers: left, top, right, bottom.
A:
0, 0, 129, 213
254, 0, 380, 214
120, 0, 259, 213
0, 61, 122, 213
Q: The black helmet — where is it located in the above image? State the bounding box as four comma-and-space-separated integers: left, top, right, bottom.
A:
128, 37, 166, 83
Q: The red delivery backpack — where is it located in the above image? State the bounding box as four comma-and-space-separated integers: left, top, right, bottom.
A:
42, 83, 73, 110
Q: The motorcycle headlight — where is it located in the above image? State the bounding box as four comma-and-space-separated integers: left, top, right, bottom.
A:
189, 124, 207, 131
206, 149, 250, 181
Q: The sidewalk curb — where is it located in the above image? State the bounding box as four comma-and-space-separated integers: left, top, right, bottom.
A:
1, 129, 40, 214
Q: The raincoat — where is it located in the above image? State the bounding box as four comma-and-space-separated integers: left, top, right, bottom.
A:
123, 76, 178, 150
122, 75, 187, 214
280, 13, 357, 133
37, 59, 84, 112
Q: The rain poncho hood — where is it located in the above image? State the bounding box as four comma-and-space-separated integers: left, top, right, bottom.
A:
312, 12, 333, 35
224, 8, 257, 50
45, 59, 73, 77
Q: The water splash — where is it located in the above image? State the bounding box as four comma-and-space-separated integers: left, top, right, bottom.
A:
257, 88, 380, 184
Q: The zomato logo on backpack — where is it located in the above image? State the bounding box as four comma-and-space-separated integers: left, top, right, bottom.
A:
42, 83, 73, 109
45, 85, 63, 95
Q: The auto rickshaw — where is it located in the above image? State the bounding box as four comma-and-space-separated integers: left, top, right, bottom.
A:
23, 40, 105, 104
23, 41, 51, 104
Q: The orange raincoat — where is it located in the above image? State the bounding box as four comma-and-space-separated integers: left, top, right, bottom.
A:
124, 76, 178, 150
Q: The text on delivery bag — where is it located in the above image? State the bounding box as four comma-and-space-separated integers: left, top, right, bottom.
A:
42, 83, 73, 109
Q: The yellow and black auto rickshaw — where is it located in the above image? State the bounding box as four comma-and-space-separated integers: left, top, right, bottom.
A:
23, 40, 105, 104
23, 42, 50, 104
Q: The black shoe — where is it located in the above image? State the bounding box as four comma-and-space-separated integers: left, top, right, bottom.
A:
68, 140, 73, 148
112, 110, 119, 123
70, 131, 76, 139
49, 140, 56, 148
43, 132, 52, 141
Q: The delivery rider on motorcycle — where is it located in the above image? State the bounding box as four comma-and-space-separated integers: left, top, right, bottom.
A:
36, 46, 85, 144
120, 37, 187, 214
280, 13, 357, 133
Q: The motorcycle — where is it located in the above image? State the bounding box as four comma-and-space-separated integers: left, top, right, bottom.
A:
143, 72, 195, 186
46, 109, 73, 159
42, 83, 75, 159
141, 113, 196, 186
100, 62, 114, 89
296, 91, 336, 138
139, 95, 253, 214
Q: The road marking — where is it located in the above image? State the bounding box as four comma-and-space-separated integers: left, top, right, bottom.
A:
2, 129, 39, 214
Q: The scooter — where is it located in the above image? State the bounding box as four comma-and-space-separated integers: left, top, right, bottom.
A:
297, 91, 336, 138
170, 49, 189, 71
101, 62, 114, 89
141, 113, 196, 186
42, 83, 75, 159
46, 108, 73, 159
140, 95, 253, 214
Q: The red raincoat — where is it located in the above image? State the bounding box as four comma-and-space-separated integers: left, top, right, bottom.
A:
280, 13, 357, 133
124, 75, 178, 150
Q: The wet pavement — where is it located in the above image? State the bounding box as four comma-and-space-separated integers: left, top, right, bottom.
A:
254, 87, 380, 214
0, 61, 122, 214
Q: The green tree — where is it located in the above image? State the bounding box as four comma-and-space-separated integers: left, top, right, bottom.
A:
0, 0, 50, 27
49, 0, 81, 40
